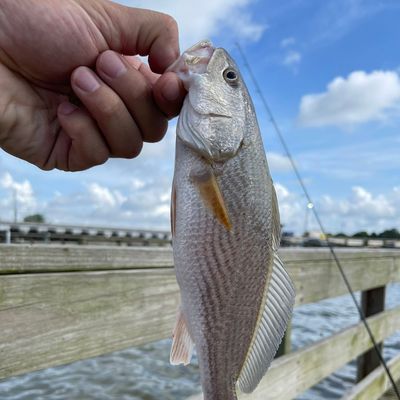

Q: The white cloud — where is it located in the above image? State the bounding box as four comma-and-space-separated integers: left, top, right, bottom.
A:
283, 50, 301, 68
0, 122, 178, 228
275, 183, 400, 235
0, 172, 37, 220
267, 152, 292, 172
298, 70, 400, 128
43, 177, 172, 229
281, 37, 295, 48
318, 186, 399, 233
117, 0, 266, 48
88, 183, 127, 209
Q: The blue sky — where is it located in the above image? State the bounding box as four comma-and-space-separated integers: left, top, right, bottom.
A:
1, 0, 399, 234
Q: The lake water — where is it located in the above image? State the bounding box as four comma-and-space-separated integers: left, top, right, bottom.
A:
1, 284, 399, 400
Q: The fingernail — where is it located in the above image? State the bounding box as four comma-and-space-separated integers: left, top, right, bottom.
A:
74, 68, 101, 93
162, 77, 180, 101
99, 51, 127, 78
59, 102, 78, 115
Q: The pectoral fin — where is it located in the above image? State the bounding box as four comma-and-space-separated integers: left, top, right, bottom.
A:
170, 307, 195, 366
190, 168, 232, 230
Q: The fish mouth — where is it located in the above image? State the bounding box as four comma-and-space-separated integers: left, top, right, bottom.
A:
168, 41, 231, 118
167, 40, 215, 79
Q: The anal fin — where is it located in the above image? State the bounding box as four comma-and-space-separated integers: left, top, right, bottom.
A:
170, 307, 195, 366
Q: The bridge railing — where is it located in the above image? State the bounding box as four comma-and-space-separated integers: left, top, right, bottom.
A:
0, 246, 399, 399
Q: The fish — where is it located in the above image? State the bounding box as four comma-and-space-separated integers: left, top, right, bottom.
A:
168, 40, 295, 400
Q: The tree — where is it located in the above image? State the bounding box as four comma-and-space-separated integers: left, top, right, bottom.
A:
23, 214, 45, 223
378, 229, 400, 239
334, 232, 347, 238
352, 231, 369, 238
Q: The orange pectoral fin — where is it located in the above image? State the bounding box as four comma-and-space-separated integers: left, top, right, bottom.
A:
190, 168, 232, 231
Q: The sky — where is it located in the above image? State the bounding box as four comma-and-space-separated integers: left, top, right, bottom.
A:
1, 0, 400, 235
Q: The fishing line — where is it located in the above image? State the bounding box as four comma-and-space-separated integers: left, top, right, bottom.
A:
235, 41, 400, 397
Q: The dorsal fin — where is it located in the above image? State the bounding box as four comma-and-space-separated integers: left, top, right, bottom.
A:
237, 253, 295, 393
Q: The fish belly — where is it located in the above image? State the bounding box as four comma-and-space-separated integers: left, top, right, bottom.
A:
173, 139, 274, 399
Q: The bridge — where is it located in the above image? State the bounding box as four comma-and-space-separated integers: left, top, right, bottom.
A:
0, 221, 171, 246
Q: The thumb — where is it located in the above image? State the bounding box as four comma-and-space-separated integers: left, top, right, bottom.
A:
101, 2, 180, 73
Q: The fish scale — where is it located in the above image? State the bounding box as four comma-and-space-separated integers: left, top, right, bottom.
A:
169, 41, 295, 399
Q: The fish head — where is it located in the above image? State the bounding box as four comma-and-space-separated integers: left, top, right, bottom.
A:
171, 41, 247, 162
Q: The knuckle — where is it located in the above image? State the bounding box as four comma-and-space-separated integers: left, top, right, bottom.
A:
142, 118, 168, 143
130, 78, 152, 102
123, 142, 143, 159
99, 97, 121, 118
162, 14, 178, 33
91, 149, 108, 166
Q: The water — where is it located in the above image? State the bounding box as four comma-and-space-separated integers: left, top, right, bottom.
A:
1, 284, 399, 400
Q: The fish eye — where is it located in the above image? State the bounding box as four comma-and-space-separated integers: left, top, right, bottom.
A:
223, 68, 239, 85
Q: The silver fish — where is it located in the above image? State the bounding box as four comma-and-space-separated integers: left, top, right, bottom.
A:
169, 41, 295, 400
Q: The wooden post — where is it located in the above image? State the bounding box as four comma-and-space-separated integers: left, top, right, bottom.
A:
356, 286, 386, 381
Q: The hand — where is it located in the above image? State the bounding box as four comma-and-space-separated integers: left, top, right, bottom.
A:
0, 0, 185, 171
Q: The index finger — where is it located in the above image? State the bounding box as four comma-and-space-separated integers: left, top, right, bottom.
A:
105, 5, 180, 73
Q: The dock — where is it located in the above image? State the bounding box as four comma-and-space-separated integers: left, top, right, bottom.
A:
0, 245, 399, 399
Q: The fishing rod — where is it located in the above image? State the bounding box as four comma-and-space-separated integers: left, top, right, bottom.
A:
235, 41, 400, 398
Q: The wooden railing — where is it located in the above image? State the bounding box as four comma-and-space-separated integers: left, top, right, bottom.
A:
0, 245, 399, 399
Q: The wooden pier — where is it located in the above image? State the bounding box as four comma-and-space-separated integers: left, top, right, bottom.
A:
0, 245, 399, 399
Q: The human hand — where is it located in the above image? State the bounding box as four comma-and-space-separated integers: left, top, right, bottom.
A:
0, 0, 185, 171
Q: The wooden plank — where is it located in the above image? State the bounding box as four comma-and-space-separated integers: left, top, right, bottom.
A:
0, 245, 174, 273
1, 246, 399, 306
380, 381, 400, 400
342, 353, 400, 400
1, 247, 400, 381
289, 255, 400, 306
0, 269, 180, 380
357, 287, 386, 381
276, 322, 291, 357
1, 245, 400, 274
188, 307, 400, 400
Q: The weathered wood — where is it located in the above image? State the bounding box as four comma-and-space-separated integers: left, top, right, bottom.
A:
0, 245, 174, 273
1, 246, 400, 384
357, 286, 386, 381
275, 322, 291, 357
188, 307, 400, 400
0, 269, 180, 380
1, 245, 399, 273
288, 254, 400, 306
380, 381, 400, 400
342, 353, 400, 400
1, 246, 400, 306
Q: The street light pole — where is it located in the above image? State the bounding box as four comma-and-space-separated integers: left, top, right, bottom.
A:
13, 188, 18, 223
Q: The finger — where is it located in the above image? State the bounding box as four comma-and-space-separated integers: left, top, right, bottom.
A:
70, 66, 143, 157
153, 72, 186, 120
96, 50, 168, 142
124, 56, 160, 85
56, 102, 109, 171
104, 4, 180, 72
